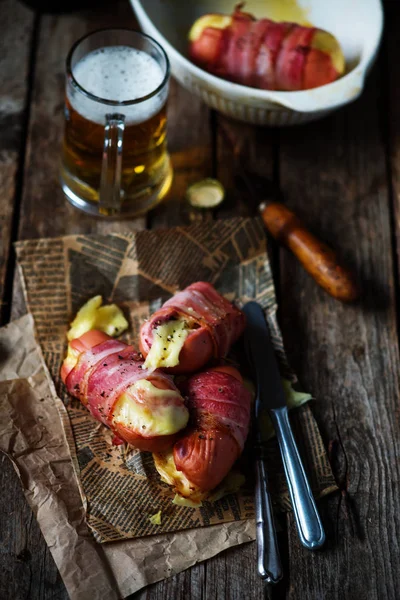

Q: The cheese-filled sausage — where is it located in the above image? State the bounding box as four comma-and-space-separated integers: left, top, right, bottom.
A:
62, 331, 189, 452
140, 282, 246, 374
153, 365, 251, 503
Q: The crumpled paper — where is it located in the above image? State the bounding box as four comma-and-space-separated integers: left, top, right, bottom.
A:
0, 314, 255, 600
14, 218, 337, 543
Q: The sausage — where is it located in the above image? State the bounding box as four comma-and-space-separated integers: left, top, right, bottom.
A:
140, 282, 246, 374
61, 331, 189, 453
153, 365, 251, 501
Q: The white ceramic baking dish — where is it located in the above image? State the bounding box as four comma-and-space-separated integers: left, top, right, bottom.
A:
130, 0, 383, 126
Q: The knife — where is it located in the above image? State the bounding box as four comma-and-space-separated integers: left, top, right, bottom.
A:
243, 301, 326, 551
243, 304, 283, 584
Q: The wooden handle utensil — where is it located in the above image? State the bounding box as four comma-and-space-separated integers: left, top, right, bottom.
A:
260, 201, 359, 303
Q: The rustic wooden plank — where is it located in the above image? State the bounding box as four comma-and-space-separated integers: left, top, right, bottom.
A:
214, 115, 281, 297
148, 78, 214, 229
215, 116, 276, 220
132, 563, 205, 600
386, 3, 400, 285
0, 4, 64, 600
204, 541, 270, 600
278, 60, 400, 599
0, 0, 35, 323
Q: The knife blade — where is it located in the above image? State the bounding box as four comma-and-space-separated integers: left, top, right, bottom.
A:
243, 301, 326, 551
242, 297, 283, 585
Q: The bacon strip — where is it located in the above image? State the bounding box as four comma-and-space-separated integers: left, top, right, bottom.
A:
140, 282, 245, 373
63, 334, 187, 451
173, 368, 251, 492
275, 25, 315, 91
84, 345, 171, 425
66, 339, 128, 407
190, 7, 342, 91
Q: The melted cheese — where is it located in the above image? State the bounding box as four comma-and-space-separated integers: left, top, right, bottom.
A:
172, 494, 202, 508
261, 0, 311, 26
311, 30, 345, 75
112, 379, 189, 436
62, 343, 81, 375
189, 14, 232, 42
144, 319, 190, 369
149, 510, 162, 525
153, 451, 204, 505
153, 452, 246, 507
67, 295, 128, 341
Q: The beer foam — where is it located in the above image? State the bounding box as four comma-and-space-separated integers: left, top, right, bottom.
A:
68, 46, 167, 125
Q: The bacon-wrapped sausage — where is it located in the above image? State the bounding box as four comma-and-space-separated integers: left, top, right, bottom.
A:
189, 6, 345, 92
154, 365, 251, 503
140, 282, 246, 374
61, 330, 189, 453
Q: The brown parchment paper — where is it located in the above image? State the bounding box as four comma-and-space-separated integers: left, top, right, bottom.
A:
15, 217, 337, 544
0, 314, 256, 600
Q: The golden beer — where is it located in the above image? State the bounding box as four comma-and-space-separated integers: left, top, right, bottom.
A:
61, 31, 172, 217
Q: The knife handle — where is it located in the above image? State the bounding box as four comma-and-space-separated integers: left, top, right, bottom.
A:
259, 202, 359, 303
270, 407, 325, 550
255, 450, 283, 583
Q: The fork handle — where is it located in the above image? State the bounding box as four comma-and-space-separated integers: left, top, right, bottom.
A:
255, 451, 283, 583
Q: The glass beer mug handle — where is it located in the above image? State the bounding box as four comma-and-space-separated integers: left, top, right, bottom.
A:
99, 113, 125, 215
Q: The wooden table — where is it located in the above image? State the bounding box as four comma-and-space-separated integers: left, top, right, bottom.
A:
1, 1, 399, 598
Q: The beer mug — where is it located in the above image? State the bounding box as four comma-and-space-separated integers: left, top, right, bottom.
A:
61, 29, 172, 217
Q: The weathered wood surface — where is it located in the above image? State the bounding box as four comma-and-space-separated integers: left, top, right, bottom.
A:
1, 1, 400, 599
0, 4, 61, 600
387, 2, 400, 282
279, 60, 400, 599
0, 0, 35, 324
